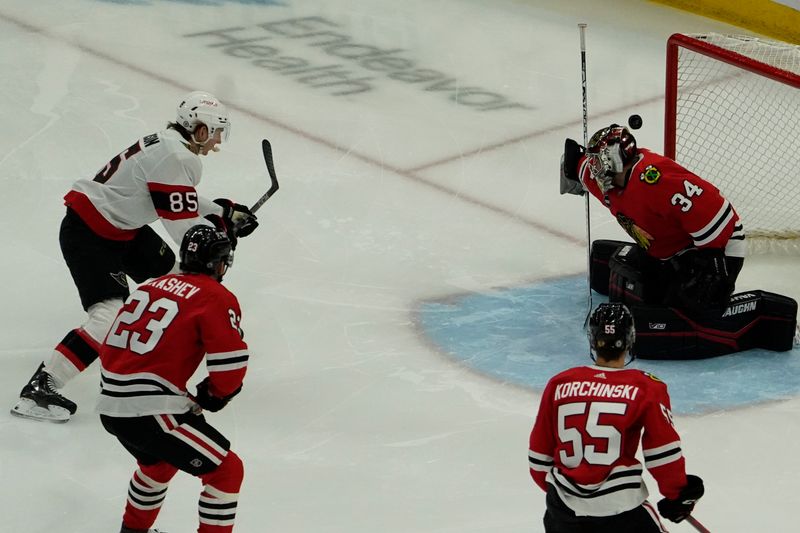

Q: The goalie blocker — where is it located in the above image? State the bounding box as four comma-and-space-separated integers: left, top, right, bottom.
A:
590, 240, 797, 359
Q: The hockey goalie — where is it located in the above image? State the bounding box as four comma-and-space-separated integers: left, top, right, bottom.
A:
560, 124, 797, 359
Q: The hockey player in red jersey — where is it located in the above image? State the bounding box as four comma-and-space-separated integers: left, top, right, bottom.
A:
11, 91, 259, 422
561, 124, 745, 312
560, 125, 797, 360
528, 303, 705, 532
99, 225, 248, 533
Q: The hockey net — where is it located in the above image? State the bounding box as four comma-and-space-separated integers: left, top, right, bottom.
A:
665, 33, 800, 254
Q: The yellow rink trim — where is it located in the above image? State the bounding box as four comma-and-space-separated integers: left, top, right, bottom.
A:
650, 0, 800, 44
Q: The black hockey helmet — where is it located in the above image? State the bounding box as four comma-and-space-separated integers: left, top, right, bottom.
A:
588, 303, 636, 362
179, 224, 234, 280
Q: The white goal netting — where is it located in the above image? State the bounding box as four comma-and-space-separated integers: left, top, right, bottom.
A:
665, 33, 800, 254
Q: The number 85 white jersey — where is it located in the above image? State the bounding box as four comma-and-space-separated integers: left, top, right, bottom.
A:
64, 129, 221, 245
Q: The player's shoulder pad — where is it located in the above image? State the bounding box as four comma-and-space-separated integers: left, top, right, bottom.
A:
634, 369, 670, 392
641, 370, 664, 383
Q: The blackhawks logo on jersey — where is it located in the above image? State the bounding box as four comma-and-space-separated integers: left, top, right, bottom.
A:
639, 165, 661, 184
644, 371, 663, 383
616, 213, 654, 250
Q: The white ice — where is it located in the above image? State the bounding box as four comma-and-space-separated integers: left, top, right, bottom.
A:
0, 1, 797, 532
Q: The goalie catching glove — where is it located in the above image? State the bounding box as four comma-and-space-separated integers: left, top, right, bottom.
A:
560, 138, 587, 196
657, 474, 704, 523
668, 248, 733, 312
193, 376, 242, 412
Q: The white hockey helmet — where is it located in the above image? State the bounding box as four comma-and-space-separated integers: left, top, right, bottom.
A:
176, 91, 230, 143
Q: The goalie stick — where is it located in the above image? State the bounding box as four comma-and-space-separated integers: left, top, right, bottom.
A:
250, 138, 280, 214
578, 23, 593, 328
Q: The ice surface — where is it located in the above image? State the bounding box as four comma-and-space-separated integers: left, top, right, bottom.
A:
0, 1, 797, 532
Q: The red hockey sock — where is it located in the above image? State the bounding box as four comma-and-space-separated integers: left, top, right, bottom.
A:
197, 451, 244, 533
122, 461, 178, 530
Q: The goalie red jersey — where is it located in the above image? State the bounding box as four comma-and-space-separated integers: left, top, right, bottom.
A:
528, 365, 687, 517
579, 148, 741, 259
97, 272, 249, 417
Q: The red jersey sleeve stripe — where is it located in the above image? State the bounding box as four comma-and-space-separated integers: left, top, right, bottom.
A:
528, 450, 554, 472
690, 200, 734, 245
643, 441, 683, 469
147, 182, 196, 194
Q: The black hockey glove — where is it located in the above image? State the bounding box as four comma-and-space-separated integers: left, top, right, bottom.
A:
560, 138, 586, 196
194, 377, 242, 412
214, 198, 259, 238
204, 213, 238, 250
657, 474, 704, 523
669, 248, 733, 312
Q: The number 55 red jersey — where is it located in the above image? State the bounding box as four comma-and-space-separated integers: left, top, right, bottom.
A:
528, 365, 687, 517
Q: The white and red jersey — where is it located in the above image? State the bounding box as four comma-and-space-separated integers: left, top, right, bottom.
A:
97, 272, 249, 417
64, 129, 222, 245
528, 365, 687, 517
579, 149, 744, 260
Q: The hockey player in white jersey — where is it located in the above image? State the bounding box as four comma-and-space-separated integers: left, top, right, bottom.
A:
11, 91, 259, 423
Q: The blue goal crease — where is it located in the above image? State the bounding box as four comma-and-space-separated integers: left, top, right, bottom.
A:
417, 275, 800, 415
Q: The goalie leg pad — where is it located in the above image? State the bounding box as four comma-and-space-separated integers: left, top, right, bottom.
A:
631, 290, 798, 359
608, 244, 669, 305
590, 240, 630, 296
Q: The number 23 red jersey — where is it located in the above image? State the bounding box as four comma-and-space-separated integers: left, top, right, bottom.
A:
528, 365, 687, 517
97, 272, 249, 417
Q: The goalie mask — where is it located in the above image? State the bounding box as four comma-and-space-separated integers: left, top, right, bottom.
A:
587, 125, 637, 193
588, 303, 636, 363
176, 91, 231, 144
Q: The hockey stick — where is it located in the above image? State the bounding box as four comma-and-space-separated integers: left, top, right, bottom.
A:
579, 23, 593, 326
250, 138, 280, 214
686, 515, 711, 532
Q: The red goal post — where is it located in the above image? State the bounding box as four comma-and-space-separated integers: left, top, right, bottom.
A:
664, 33, 800, 253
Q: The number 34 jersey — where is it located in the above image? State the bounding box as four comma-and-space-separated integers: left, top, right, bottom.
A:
64, 129, 222, 245
97, 273, 249, 417
528, 365, 687, 517
579, 148, 743, 260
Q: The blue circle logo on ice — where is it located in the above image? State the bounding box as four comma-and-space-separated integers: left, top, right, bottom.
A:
416, 275, 800, 415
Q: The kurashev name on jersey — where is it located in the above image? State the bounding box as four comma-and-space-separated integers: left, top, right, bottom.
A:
145, 277, 201, 299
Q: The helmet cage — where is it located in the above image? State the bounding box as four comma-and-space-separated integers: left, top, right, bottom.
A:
587, 125, 637, 193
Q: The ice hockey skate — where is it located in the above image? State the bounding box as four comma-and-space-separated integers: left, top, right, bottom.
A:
10, 363, 77, 423
120, 526, 167, 533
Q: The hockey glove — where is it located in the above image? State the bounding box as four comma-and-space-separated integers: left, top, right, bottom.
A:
560, 138, 586, 196
194, 377, 242, 412
669, 248, 733, 312
204, 213, 238, 250
214, 198, 259, 238
657, 474, 704, 523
